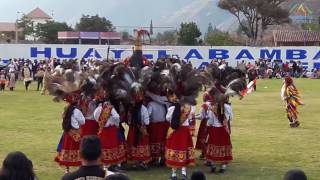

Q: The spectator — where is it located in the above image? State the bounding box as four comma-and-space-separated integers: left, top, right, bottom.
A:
41, 66, 51, 95
105, 174, 130, 180
0, 70, 6, 91
191, 171, 206, 180
35, 67, 45, 91
7, 61, 16, 91
0, 151, 36, 180
62, 135, 105, 180
22, 63, 33, 91
284, 169, 307, 180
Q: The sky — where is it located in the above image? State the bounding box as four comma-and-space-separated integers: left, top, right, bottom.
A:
0, 0, 194, 32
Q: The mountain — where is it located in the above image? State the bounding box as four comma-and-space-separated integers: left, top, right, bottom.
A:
159, 0, 237, 33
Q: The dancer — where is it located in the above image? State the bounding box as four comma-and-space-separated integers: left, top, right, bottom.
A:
165, 91, 195, 180
54, 91, 85, 172
281, 76, 304, 128
48, 67, 87, 173
206, 97, 233, 174
147, 97, 169, 166
195, 92, 212, 159
93, 88, 126, 172
126, 83, 151, 169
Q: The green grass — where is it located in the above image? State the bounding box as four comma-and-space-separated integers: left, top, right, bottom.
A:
0, 79, 320, 180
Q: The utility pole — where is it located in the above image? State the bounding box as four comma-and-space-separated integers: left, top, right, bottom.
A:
15, 11, 21, 44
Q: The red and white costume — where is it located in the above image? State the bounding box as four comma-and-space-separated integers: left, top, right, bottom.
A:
55, 108, 85, 167
195, 102, 210, 155
126, 105, 152, 163
147, 101, 170, 160
94, 102, 126, 165
205, 105, 233, 164
165, 105, 195, 168
80, 99, 99, 137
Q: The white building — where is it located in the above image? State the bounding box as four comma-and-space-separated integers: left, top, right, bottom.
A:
25, 7, 52, 41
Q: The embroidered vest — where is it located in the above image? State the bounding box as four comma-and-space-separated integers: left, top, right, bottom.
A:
97, 103, 113, 135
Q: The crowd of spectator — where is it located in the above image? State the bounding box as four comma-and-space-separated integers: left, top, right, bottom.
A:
235, 59, 320, 79
0, 57, 319, 93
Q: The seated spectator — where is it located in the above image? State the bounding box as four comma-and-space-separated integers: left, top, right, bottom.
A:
62, 135, 105, 180
284, 169, 307, 180
191, 171, 206, 180
105, 174, 130, 180
0, 151, 36, 180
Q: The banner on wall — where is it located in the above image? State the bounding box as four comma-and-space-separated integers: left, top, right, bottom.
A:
0, 44, 319, 70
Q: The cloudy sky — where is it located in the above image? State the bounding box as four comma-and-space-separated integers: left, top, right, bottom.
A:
0, 0, 194, 29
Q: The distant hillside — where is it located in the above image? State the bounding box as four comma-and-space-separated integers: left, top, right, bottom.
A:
160, 0, 237, 33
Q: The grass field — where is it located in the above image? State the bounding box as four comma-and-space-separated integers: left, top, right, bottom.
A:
0, 79, 320, 180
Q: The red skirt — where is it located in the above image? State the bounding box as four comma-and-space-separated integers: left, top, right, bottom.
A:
126, 126, 151, 163
195, 119, 208, 150
55, 132, 81, 167
165, 126, 195, 168
99, 126, 126, 165
148, 121, 170, 159
80, 120, 99, 137
206, 127, 232, 164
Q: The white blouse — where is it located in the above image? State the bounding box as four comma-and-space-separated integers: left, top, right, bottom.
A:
93, 103, 120, 127
224, 103, 233, 123
71, 108, 86, 129
147, 101, 167, 123
140, 105, 150, 126
207, 111, 223, 127
166, 106, 190, 126
84, 100, 97, 120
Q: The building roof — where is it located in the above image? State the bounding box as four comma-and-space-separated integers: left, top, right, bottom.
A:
58, 31, 121, 40
26, 8, 51, 19
0, 22, 22, 32
273, 30, 320, 42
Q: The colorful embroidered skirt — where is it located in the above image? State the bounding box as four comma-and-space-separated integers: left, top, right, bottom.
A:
127, 126, 151, 163
99, 126, 126, 165
55, 132, 81, 167
165, 126, 195, 168
148, 121, 170, 159
206, 127, 232, 164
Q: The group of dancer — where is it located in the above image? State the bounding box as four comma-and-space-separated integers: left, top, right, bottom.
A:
47, 30, 304, 180
48, 35, 251, 180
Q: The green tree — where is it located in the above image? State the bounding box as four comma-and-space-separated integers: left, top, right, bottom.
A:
37, 21, 73, 43
301, 23, 320, 31
205, 23, 214, 37
156, 30, 177, 45
205, 28, 236, 46
178, 22, 202, 45
76, 14, 114, 32
121, 31, 130, 40
17, 15, 35, 37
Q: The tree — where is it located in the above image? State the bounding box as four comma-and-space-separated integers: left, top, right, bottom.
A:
218, 0, 289, 41
17, 15, 35, 37
205, 23, 214, 38
37, 21, 73, 43
205, 28, 236, 46
121, 31, 130, 40
76, 14, 114, 32
156, 30, 177, 45
178, 22, 202, 45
